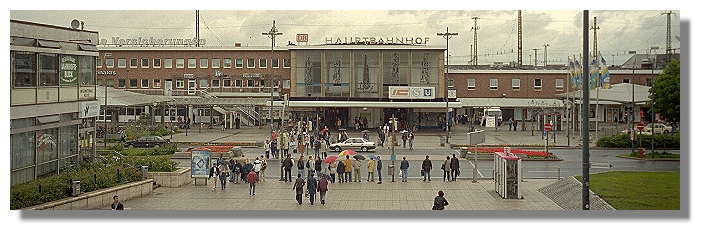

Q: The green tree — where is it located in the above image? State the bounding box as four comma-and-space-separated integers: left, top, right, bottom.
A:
649, 60, 680, 124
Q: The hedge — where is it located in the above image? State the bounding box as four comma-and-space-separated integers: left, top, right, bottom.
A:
10, 155, 178, 210
107, 143, 177, 156
596, 133, 680, 148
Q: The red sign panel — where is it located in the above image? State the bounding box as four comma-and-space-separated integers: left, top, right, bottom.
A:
296, 34, 308, 43
636, 122, 645, 131
544, 123, 553, 131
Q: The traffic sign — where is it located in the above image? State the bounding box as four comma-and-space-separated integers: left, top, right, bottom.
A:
543, 123, 553, 131
636, 122, 645, 131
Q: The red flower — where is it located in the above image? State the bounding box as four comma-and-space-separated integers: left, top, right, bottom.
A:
467, 147, 551, 158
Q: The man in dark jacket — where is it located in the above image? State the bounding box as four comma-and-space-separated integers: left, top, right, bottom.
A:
400, 157, 410, 182
376, 157, 383, 184
297, 156, 306, 180
450, 154, 460, 181
306, 173, 318, 205
422, 155, 432, 182
336, 160, 345, 183
314, 156, 323, 176
293, 174, 305, 205
283, 155, 293, 182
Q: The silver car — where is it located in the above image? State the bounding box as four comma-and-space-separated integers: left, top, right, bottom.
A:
328, 138, 376, 152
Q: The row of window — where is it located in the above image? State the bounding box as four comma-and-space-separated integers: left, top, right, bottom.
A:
12, 52, 96, 88
448, 78, 565, 91
99, 57, 291, 69
112, 78, 291, 89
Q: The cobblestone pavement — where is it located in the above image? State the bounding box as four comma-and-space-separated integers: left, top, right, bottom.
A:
114, 179, 562, 211
538, 177, 615, 210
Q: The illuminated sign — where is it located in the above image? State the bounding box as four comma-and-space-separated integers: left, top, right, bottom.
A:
96, 70, 117, 76
388, 86, 435, 99
325, 36, 431, 45
296, 34, 309, 43
99, 37, 206, 47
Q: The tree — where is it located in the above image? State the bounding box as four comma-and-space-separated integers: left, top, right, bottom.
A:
649, 60, 680, 124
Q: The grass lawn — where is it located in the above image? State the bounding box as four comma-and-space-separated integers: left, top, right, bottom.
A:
625, 152, 680, 160
576, 171, 680, 210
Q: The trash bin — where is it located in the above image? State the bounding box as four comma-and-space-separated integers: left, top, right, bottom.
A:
141, 166, 149, 179
460, 149, 468, 158
71, 180, 81, 196
439, 135, 445, 147
388, 165, 395, 176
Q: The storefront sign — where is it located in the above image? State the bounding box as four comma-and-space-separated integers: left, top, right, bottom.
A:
325, 36, 430, 45
388, 86, 435, 99
448, 89, 457, 99
60, 55, 78, 85
79, 101, 100, 118
486, 117, 496, 128
79, 86, 95, 99
242, 73, 262, 78
96, 70, 117, 76
191, 150, 211, 178
184, 74, 195, 79
99, 37, 206, 47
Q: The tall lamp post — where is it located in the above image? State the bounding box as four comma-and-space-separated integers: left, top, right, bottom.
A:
437, 27, 458, 144
628, 50, 637, 154
263, 20, 283, 134
649, 46, 659, 153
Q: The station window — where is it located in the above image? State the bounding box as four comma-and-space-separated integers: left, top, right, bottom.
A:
555, 79, 564, 91
153, 79, 161, 88
96, 57, 102, 68
39, 53, 58, 86
12, 52, 36, 88
259, 58, 267, 68
283, 58, 290, 68
141, 79, 149, 88
153, 58, 161, 68
272, 58, 279, 68
211, 79, 220, 88
118, 79, 126, 88
534, 78, 542, 89
247, 80, 255, 87
223, 79, 231, 87
212, 58, 220, 68
106, 58, 115, 68
176, 79, 184, 88
466, 78, 475, 90
236, 58, 244, 68
129, 79, 138, 88
235, 80, 242, 87
247, 58, 255, 68
130, 58, 138, 68
199, 79, 209, 88
223, 58, 232, 68
141, 58, 150, 68
188, 58, 196, 68
117, 58, 127, 68
199, 58, 208, 68
447, 79, 454, 88
512, 78, 520, 90
490, 78, 498, 90
164, 58, 173, 68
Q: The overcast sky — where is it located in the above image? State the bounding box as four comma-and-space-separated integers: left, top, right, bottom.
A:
11, 10, 680, 66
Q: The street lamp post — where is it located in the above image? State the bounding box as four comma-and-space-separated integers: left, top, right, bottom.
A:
649, 46, 659, 153
263, 20, 283, 134
437, 27, 458, 144
628, 50, 637, 154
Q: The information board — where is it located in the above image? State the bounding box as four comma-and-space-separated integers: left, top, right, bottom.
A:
191, 150, 211, 178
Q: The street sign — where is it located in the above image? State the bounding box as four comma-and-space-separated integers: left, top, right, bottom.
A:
296, 34, 308, 43
636, 122, 645, 131
544, 123, 553, 131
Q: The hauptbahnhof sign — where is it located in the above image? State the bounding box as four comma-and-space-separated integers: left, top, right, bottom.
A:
324, 36, 431, 45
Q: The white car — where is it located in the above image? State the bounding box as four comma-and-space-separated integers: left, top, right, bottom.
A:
328, 138, 376, 152
642, 123, 673, 134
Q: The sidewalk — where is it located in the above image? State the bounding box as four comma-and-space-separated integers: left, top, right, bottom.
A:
112, 179, 562, 211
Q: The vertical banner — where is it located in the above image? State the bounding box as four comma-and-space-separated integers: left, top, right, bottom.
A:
191, 150, 211, 178
60, 55, 78, 86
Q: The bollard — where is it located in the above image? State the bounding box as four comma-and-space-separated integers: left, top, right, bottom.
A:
38, 184, 42, 193
557, 167, 561, 180
141, 166, 149, 179
117, 169, 121, 182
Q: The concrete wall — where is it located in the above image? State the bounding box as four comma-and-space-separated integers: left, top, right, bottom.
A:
26, 179, 153, 210
147, 167, 191, 188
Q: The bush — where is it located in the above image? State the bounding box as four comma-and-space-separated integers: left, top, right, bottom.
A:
150, 126, 174, 137
597, 133, 680, 148
120, 143, 177, 156
120, 155, 178, 172
10, 162, 142, 210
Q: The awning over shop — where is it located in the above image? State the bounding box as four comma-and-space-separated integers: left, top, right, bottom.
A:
457, 98, 564, 108
96, 86, 173, 107
556, 83, 651, 104
268, 100, 463, 108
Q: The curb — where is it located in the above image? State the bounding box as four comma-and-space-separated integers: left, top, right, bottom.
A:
615, 155, 681, 161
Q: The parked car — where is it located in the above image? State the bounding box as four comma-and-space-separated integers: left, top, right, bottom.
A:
621, 123, 674, 135
328, 138, 376, 152
125, 136, 170, 148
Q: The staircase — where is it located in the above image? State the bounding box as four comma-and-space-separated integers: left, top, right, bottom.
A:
197, 89, 263, 127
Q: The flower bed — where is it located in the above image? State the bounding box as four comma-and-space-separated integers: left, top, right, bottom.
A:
466, 147, 553, 158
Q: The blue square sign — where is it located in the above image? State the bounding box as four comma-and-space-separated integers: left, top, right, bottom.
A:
423, 88, 432, 97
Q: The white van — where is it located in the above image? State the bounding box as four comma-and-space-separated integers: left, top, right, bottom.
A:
483, 108, 503, 127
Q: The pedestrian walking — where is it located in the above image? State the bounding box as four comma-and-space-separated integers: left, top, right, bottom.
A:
306, 156, 315, 177
111, 195, 124, 210
408, 132, 414, 150
317, 173, 329, 205
353, 157, 362, 182
376, 157, 383, 184
208, 163, 220, 191
329, 160, 337, 184
422, 155, 432, 182
442, 156, 451, 182
432, 191, 449, 210
253, 158, 263, 183
232, 160, 242, 184
402, 131, 408, 148
336, 160, 345, 183
218, 162, 230, 190
264, 139, 271, 159
314, 138, 322, 158
293, 174, 305, 205
400, 157, 410, 182
283, 155, 293, 182
508, 118, 514, 131
241, 159, 253, 182
343, 156, 353, 183
451, 154, 460, 181
314, 156, 323, 176
367, 158, 376, 182
297, 156, 306, 179
306, 173, 318, 205
247, 169, 258, 196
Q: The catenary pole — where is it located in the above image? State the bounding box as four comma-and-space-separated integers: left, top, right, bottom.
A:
437, 27, 458, 144
263, 20, 283, 134
581, 10, 591, 210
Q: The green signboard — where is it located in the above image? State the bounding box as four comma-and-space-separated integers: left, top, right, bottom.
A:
60, 55, 78, 85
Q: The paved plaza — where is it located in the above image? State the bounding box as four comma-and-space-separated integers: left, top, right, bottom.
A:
113, 178, 562, 211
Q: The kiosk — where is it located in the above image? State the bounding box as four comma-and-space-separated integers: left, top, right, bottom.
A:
494, 148, 522, 199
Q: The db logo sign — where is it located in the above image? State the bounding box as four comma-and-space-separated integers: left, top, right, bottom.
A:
296, 34, 308, 43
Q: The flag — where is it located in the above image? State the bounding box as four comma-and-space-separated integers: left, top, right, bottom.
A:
572, 56, 582, 89
568, 57, 576, 88
599, 53, 611, 89
590, 58, 600, 89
